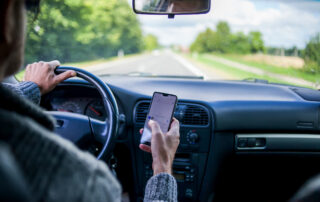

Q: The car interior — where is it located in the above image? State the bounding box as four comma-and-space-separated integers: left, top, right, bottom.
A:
2, 0, 320, 201
40, 71, 320, 201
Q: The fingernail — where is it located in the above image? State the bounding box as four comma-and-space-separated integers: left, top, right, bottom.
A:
71, 71, 76, 76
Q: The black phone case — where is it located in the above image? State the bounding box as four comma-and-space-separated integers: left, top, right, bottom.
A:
140, 92, 178, 144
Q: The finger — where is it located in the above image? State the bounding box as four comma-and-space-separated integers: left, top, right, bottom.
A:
55, 70, 76, 84
170, 118, 179, 130
167, 118, 180, 136
139, 144, 151, 153
47, 60, 61, 69
139, 128, 143, 134
148, 120, 161, 134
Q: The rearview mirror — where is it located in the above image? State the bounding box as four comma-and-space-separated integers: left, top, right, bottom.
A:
133, 0, 210, 17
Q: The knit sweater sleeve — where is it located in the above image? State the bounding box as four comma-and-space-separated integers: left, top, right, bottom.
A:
2, 81, 41, 104
144, 173, 178, 202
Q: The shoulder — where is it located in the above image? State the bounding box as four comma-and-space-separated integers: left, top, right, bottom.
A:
0, 109, 121, 202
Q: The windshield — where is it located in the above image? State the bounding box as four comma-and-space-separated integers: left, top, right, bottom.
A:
21, 0, 320, 89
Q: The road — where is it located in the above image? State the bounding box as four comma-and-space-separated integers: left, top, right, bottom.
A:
82, 51, 315, 88
83, 50, 221, 79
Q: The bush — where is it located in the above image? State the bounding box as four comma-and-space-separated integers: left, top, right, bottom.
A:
190, 21, 265, 54
303, 60, 320, 74
303, 33, 320, 74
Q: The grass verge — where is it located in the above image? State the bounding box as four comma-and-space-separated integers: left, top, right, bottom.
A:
214, 53, 320, 84
15, 53, 142, 81
189, 54, 313, 88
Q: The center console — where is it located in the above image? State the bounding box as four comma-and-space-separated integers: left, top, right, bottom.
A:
133, 101, 212, 201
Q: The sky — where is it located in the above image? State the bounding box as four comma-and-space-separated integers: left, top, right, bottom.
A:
136, 0, 320, 48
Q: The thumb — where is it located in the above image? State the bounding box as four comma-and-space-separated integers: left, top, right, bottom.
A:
55, 70, 76, 83
167, 118, 179, 134
148, 120, 161, 135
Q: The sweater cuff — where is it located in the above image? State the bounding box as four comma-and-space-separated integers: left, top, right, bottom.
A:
144, 173, 178, 202
18, 81, 41, 104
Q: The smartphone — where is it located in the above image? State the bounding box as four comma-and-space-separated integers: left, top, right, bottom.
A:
140, 92, 178, 145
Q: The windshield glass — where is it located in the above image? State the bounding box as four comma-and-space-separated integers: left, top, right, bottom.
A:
21, 0, 320, 89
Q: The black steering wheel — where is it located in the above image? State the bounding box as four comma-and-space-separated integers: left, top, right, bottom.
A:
47, 66, 119, 160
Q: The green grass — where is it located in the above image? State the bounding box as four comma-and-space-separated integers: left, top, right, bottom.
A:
63, 58, 115, 68
189, 54, 312, 88
15, 58, 115, 81
15, 70, 25, 81
63, 52, 143, 67
214, 53, 320, 84
15, 53, 143, 81
64, 53, 143, 67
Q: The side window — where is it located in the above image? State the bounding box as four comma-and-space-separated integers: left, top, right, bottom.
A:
15, 70, 25, 82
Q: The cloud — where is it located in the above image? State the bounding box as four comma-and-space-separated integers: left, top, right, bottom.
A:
137, 0, 320, 48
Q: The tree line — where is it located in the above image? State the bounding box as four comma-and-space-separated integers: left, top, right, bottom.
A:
190, 21, 264, 54
25, 0, 144, 64
190, 21, 320, 74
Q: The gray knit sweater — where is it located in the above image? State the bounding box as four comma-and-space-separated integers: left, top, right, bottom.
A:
1, 81, 178, 202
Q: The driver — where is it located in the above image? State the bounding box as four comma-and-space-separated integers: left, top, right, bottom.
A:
0, 0, 180, 201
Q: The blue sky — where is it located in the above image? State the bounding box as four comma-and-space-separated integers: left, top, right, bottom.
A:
136, 0, 320, 48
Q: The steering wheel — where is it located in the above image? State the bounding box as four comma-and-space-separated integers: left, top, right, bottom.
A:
47, 66, 119, 160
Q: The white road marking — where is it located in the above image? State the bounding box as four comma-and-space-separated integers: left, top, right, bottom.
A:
138, 65, 146, 72
172, 53, 206, 79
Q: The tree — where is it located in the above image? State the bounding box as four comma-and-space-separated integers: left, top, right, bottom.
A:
230, 32, 251, 54
190, 28, 214, 53
211, 21, 231, 53
216, 21, 230, 36
248, 31, 265, 53
144, 34, 159, 51
25, 0, 144, 64
303, 33, 320, 74
190, 21, 265, 54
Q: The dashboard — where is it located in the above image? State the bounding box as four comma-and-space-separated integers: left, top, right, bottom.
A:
41, 85, 108, 121
41, 76, 320, 202
50, 97, 106, 121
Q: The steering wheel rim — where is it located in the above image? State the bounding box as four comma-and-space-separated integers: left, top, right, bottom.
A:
53, 66, 119, 160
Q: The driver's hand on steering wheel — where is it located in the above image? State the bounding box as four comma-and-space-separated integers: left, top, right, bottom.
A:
139, 118, 180, 175
24, 60, 76, 95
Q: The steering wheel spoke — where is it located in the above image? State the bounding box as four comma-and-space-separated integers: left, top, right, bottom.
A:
52, 66, 119, 160
90, 118, 110, 144
48, 111, 92, 143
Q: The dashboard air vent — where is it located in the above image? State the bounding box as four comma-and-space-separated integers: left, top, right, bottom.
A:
135, 102, 149, 123
135, 101, 209, 126
182, 105, 209, 126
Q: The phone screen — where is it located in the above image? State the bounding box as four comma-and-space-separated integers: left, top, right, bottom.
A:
140, 92, 177, 145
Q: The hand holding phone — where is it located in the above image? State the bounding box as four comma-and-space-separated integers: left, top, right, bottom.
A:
140, 92, 178, 145
139, 118, 180, 175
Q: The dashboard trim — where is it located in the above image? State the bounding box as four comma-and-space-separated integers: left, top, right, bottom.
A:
133, 100, 211, 128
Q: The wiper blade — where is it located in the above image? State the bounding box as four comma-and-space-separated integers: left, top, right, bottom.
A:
99, 72, 204, 79
98, 71, 153, 77
127, 72, 153, 77
243, 78, 269, 84
154, 75, 204, 79
242, 78, 303, 88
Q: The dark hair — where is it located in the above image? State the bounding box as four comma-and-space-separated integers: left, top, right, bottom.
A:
25, 0, 41, 20
25, 0, 40, 14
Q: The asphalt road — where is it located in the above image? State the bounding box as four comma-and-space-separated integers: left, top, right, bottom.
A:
85, 51, 205, 78
83, 51, 315, 88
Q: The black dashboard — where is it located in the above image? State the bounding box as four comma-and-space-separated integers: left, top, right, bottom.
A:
41, 76, 320, 202
41, 85, 109, 121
